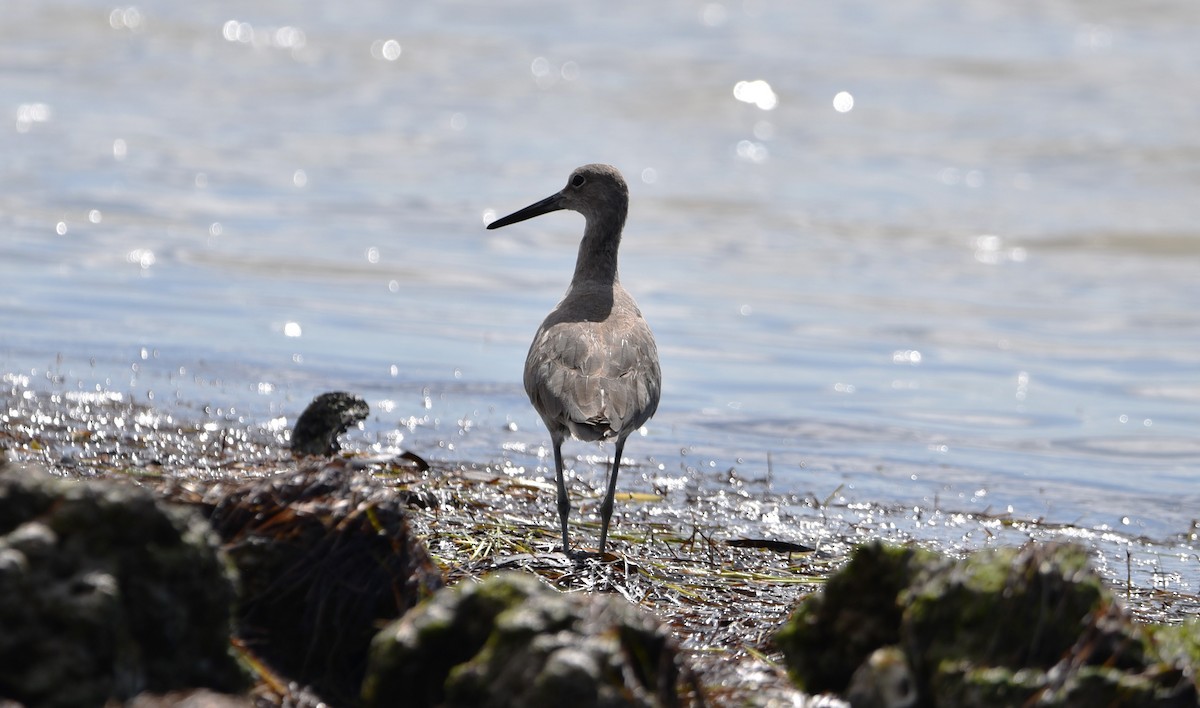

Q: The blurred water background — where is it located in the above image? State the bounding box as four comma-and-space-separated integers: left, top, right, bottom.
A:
2, 1, 1198, 588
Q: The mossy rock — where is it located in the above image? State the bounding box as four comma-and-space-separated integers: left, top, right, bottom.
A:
0, 462, 247, 707
901, 543, 1119, 677
928, 661, 1046, 706
933, 658, 1197, 707
774, 541, 1199, 707
774, 541, 942, 694
363, 571, 698, 708
362, 570, 534, 706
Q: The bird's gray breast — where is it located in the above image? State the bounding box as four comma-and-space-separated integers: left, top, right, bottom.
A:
524, 289, 660, 442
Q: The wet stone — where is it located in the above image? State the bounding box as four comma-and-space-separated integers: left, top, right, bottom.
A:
0, 461, 247, 707
363, 570, 701, 708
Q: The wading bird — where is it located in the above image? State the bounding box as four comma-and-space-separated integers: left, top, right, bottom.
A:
487, 164, 661, 555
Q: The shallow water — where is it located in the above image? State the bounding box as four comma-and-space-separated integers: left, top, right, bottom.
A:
3, 1, 1199, 590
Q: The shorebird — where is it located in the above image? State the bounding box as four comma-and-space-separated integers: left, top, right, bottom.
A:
487, 164, 661, 555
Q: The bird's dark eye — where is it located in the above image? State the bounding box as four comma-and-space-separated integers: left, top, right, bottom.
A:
570, 174, 586, 188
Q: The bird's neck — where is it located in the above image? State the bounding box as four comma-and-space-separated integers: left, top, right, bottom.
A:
571, 211, 624, 285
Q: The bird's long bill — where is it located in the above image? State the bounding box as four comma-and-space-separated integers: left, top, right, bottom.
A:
486, 192, 565, 230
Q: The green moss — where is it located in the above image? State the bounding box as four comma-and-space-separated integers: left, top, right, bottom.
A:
363, 574, 538, 707
1147, 618, 1200, 672
774, 541, 940, 693
903, 543, 1111, 679
367, 572, 689, 708
932, 660, 1045, 706
776, 541, 1198, 706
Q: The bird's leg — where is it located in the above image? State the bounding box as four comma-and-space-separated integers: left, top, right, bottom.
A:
551, 433, 571, 553
598, 436, 627, 554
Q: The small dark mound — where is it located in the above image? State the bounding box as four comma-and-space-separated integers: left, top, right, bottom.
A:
290, 391, 370, 457
207, 460, 444, 706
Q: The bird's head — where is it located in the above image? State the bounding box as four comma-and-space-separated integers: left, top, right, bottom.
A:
487, 164, 628, 231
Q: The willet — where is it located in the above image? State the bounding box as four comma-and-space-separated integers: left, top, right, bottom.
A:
488, 164, 661, 555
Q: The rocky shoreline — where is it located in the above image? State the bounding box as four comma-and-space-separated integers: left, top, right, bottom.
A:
1, 388, 1198, 706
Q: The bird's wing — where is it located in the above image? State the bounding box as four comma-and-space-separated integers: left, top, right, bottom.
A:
524, 313, 660, 442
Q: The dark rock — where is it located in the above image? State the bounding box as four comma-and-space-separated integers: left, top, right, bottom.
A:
207, 460, 444, 706
902, 543, 1111, 677
363, 571, 701, 708
290, 391, 369, 456
773, 541, 940, 695
774, 541, 1199, 707
0, 462, 246, 708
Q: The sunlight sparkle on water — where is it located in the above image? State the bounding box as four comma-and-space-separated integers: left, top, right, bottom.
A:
833, 91, 854, 112
733, 80, 777, 110
223, 20, 306, 52
109, 7, 143, 31
273, 27, 306, 49
127, 249, 155, 269
530, 57, 579, 88
736, 140, 768, 163
15, 103, 51, 133
222, 21, 252, 43
974, 234, 1027, 264
370, 39, 402, 61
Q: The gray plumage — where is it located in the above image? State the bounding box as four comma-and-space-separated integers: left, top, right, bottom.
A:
488, 164, 661, 555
